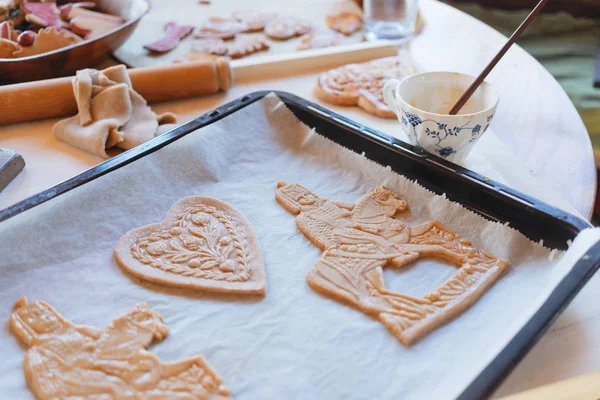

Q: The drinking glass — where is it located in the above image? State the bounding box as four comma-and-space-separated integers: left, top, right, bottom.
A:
363, 0, 419, 43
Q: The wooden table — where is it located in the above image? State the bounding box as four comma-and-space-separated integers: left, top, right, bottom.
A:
416, 4, 599, 397
414, 3, 599, 397
417, 2, 597, 220
0, 0, 598, 398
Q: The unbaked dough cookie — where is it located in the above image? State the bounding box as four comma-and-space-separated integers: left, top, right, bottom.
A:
326, 12, 363, 35
228, 33, 269, 58
231, 10, 277, 32
191, 37, 228, 55
297, 30, 343, 50
115, 196, 266, 296
264, 16, 313, 40
9, 297, 232, 400
194, 17, 249, 40
144, 22, 194, 53
53, 65, 177, 158
314, 56, 414, 118
275, 182, 509, 345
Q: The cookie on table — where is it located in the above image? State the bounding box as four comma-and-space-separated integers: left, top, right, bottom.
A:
228, 33, 269, 58
115, 196, 267, 296
174, 38, 228, 64
314, 56, 414, 118
264, 16, 313, 40
191, 37, 228, 55
326, 12, 363, 35
194, 17, 249, 40
231, 10, 277, 32
297, 30, 343, 51
144, 22, 194, 53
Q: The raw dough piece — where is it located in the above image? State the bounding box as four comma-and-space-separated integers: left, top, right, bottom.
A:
314, 56, 414, 118
228, 33, 269, 58
264, 16, 313, 40
275, 182, 509, 345
191, 37, 228, 55
194, 17, 248, 40
53, 65, 177, 158
11, 27, 81, 58
115, 196, 267, 296
326, 12, 363, 35
9, 297, 232, 400
231, 10, 277, 32
144, 21, 194, 53
297, 30, 343, 50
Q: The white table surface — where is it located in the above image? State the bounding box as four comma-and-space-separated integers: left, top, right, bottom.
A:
0, 0, 598, 398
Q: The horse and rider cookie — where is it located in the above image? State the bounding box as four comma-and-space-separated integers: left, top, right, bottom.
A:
275, 181, 509, 345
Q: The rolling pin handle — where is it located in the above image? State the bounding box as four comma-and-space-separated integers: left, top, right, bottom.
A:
216, 57, 233, 91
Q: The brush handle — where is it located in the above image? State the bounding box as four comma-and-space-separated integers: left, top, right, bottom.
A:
449, 0, 548, 115
0, 58, 232, 126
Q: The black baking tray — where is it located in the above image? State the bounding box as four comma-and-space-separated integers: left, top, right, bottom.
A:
1, 91, 598, 399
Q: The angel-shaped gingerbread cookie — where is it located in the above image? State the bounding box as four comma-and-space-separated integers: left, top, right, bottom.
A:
9, 297, 231, 400
275, 182, 509, 345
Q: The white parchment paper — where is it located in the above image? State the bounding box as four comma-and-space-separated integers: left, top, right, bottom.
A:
1, 94, 599, 400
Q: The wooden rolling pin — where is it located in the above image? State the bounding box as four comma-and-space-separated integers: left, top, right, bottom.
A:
0, 41, 398, 126
0, 57, 232, 127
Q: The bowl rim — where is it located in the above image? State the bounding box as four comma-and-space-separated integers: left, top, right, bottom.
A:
396, 71, 500, 118
0, 0, 151, 63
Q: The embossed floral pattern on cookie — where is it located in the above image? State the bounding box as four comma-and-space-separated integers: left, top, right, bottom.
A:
115, 197, 266, 295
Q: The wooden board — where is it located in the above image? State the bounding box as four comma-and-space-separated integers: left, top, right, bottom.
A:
114, 0, 365, 67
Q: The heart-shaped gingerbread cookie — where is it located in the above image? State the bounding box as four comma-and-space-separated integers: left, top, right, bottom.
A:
115, 197, 266, 296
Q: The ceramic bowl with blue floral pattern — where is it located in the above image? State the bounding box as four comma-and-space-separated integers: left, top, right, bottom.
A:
383, 72, 499, 163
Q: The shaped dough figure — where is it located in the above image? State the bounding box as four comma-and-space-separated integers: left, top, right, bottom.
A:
9, 297, 231, 400
275, 182, 509, 345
